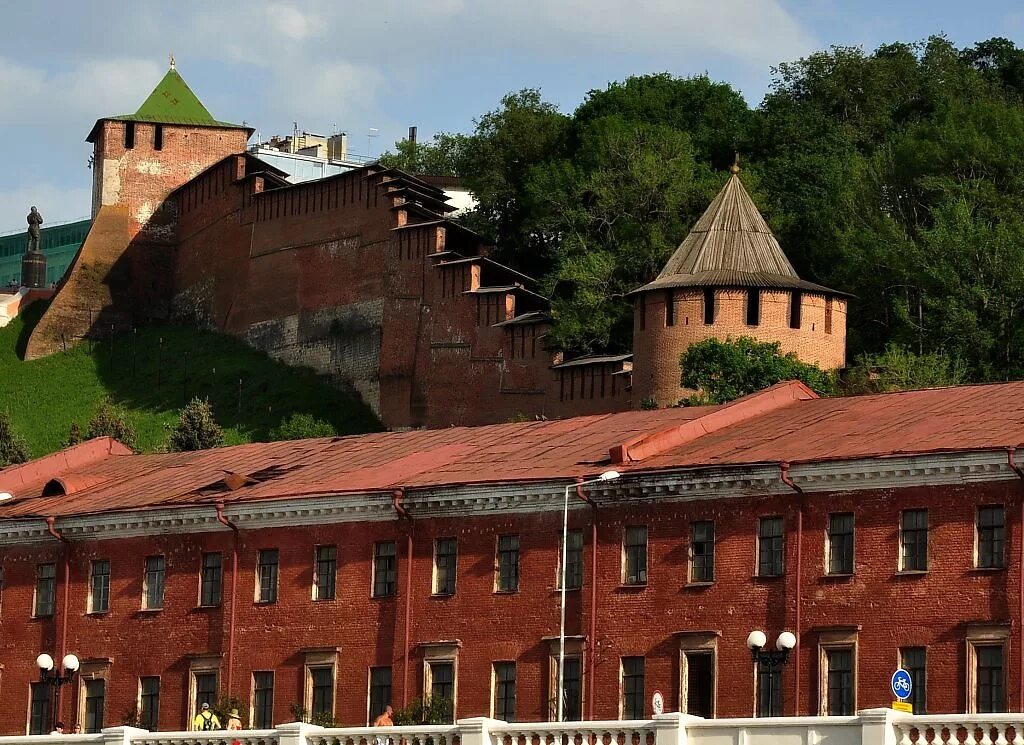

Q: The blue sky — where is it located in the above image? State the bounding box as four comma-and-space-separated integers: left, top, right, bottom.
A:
0, 0, 1021, 232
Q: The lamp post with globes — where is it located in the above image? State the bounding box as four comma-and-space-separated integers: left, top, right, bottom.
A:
557, 470, 621, 722
746, 630, 796, 717
36, 652, 80, 733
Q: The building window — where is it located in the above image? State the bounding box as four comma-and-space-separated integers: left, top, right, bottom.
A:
900, 509, 928, 571
310, 667, 334, 718
35, 563, 56, 617
559, 530, 584, 590
496, 535, 520, 592
900, 648, 926, 714
683, 651, 714, 718
433, 538, 457, 596
315, 545, 337, 601
621, 657, 645, 719
257, 549, 279, 603
825, 648, 854, 715
756, 663, 782, 717
143, 555, 165, 610
623, 526, 648, 586
373, 541, 397, 597
428, 661, 455, 722
253, 671, 274, 729
825, 297, 834, 334
757, 517, 784, 577
665, 290, 675, 327
557, 657, 583, 721
29, 682, 50, 735
703, 288, 716, 325
84, 679, 106, 733
88, 560, 110, 614
827, 513, 854, 575
789, 291, 802, 329
139, 677, 160, 731
194, 672, 218, 713
154, 124, 164, 151
746, 289, 761, 326
369, 667, 391, 723
690, 521, 714, 583
977, 506, 1005, 569
976, 645, 1005, 713
124, 121, 136, 149
493, 662, 516, 722
200, 553, 223, 607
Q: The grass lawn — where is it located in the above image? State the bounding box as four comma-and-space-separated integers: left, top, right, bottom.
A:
0, 302, 381, 457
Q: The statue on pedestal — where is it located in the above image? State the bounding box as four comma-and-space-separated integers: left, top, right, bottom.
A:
26, 206, 43, 253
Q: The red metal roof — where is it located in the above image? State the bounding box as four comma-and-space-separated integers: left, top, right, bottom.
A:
2, 381, 1024, 520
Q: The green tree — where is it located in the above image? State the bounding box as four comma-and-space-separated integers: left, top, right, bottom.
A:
63, 422, 84, 449
843, 344, 968, 394
269, 413, 337, 441
378, 132, 469, 176
168, 398, 225, 452
0, 412, 29, 467
680, 337, 838, 405
87, 399, 137, 450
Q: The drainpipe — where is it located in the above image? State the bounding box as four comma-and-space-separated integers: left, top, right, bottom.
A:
1008, 448, 1024, 712
393, 489, 414, 707
215, 502, 240, 697
780, 463, 804, 716
575, 478, 599, 720
45, 517, 71, 725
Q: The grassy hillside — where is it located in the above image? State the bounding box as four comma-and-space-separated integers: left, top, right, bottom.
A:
0, 302, 381, 457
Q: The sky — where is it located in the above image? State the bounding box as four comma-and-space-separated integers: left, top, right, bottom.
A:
0, 0, 1022, 233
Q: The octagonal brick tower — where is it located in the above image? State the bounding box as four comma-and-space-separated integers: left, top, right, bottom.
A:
630, 164, 848, 407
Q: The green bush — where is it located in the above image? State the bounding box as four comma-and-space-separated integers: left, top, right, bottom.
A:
270, 412, 337, 441
168, 398, 225, 452
87, 399, 138, 450
0, 412, 28, 467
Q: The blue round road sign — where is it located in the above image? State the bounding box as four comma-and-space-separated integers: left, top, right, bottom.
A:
891, 669, 913, 700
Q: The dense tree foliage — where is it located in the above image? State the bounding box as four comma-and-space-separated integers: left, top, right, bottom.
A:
0, 412, 28, 467
87, 399, 137, 451
168, 398, 225, 452
679, 337, 837, 405
382, 37, 1024, 381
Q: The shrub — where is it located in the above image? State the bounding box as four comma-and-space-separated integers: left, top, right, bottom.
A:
87, 399, 138, 450
269, 413, 337, 441
168, 398, 225, 452
0, 412, 29, 467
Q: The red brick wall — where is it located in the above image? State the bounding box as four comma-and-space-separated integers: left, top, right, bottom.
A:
0, 479, 1017, 733
632, 289, 847, 406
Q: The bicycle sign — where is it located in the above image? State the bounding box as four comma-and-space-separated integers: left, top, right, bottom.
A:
891, 668, 913, 700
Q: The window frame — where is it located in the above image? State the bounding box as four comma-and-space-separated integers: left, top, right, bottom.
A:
976, 505, 1005, 570
816, 630, 858, 717
966, 626, 1009, 714
826, 513, 855, 576
29, 682, 51, 735
756, 517, 785, 578
143, 555, 165, 611
308, 666, 335, 720
899, 647, 926, 714
256, 549, 279, 604
200, 552, 223, 608
620, 656, 645, 720
88, 559, 111, 614
372, 541, 397, 598
492, 661, 516, 722
368, 666, 392, 725
495, 535, 520, 593
689, 520, 715, 584
432, 538, 458, 596
678, 632, 717, 719
252, 671, 274, 729
745, 288, 761, 326
314, 545, 338, 601
622, 525, 648, 586
899, 509, 929, 572
34, 562, 57, 618
139, 676, 160, 731
558, 529, 584, 590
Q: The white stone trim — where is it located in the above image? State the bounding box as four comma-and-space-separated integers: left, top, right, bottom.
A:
0, 449, 1021, 547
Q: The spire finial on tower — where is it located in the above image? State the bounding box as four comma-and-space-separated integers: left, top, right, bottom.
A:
730, 152, 741, 175
169, 53, 176, 70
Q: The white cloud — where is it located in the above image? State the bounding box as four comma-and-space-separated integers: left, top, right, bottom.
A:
264, 3, 320, 41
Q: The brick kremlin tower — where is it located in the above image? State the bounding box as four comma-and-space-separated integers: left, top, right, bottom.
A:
630, 162, 848, 407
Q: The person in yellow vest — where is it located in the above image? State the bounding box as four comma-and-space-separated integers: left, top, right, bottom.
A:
193, 703, 221, 731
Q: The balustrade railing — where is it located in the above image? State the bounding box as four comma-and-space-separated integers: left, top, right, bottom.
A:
7, 711, 1024, 745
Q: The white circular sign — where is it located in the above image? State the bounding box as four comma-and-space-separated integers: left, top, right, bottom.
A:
652, 690, 664, 715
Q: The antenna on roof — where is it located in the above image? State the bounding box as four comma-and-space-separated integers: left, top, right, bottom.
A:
169, 53, 176, 70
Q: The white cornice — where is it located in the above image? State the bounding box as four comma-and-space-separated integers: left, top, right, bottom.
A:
0, 449, 1020, 547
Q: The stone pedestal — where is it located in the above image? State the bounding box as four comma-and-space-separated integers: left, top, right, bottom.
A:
21, 251, 47, 289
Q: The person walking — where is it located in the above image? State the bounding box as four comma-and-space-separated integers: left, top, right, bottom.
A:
192, 703, 221, 731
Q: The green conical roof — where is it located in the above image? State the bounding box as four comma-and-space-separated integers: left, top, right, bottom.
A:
87, 64, 249, 142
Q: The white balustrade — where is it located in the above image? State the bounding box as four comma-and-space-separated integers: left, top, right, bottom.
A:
4, 712, 1024, 745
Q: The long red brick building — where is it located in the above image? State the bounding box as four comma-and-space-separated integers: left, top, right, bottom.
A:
24, 66, 848, 427
2, 380, 1024, 733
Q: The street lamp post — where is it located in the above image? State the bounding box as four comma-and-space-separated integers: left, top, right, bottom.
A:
36, 652, 79, 733
558, 470, 620, 722
746, 630, 796, 717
